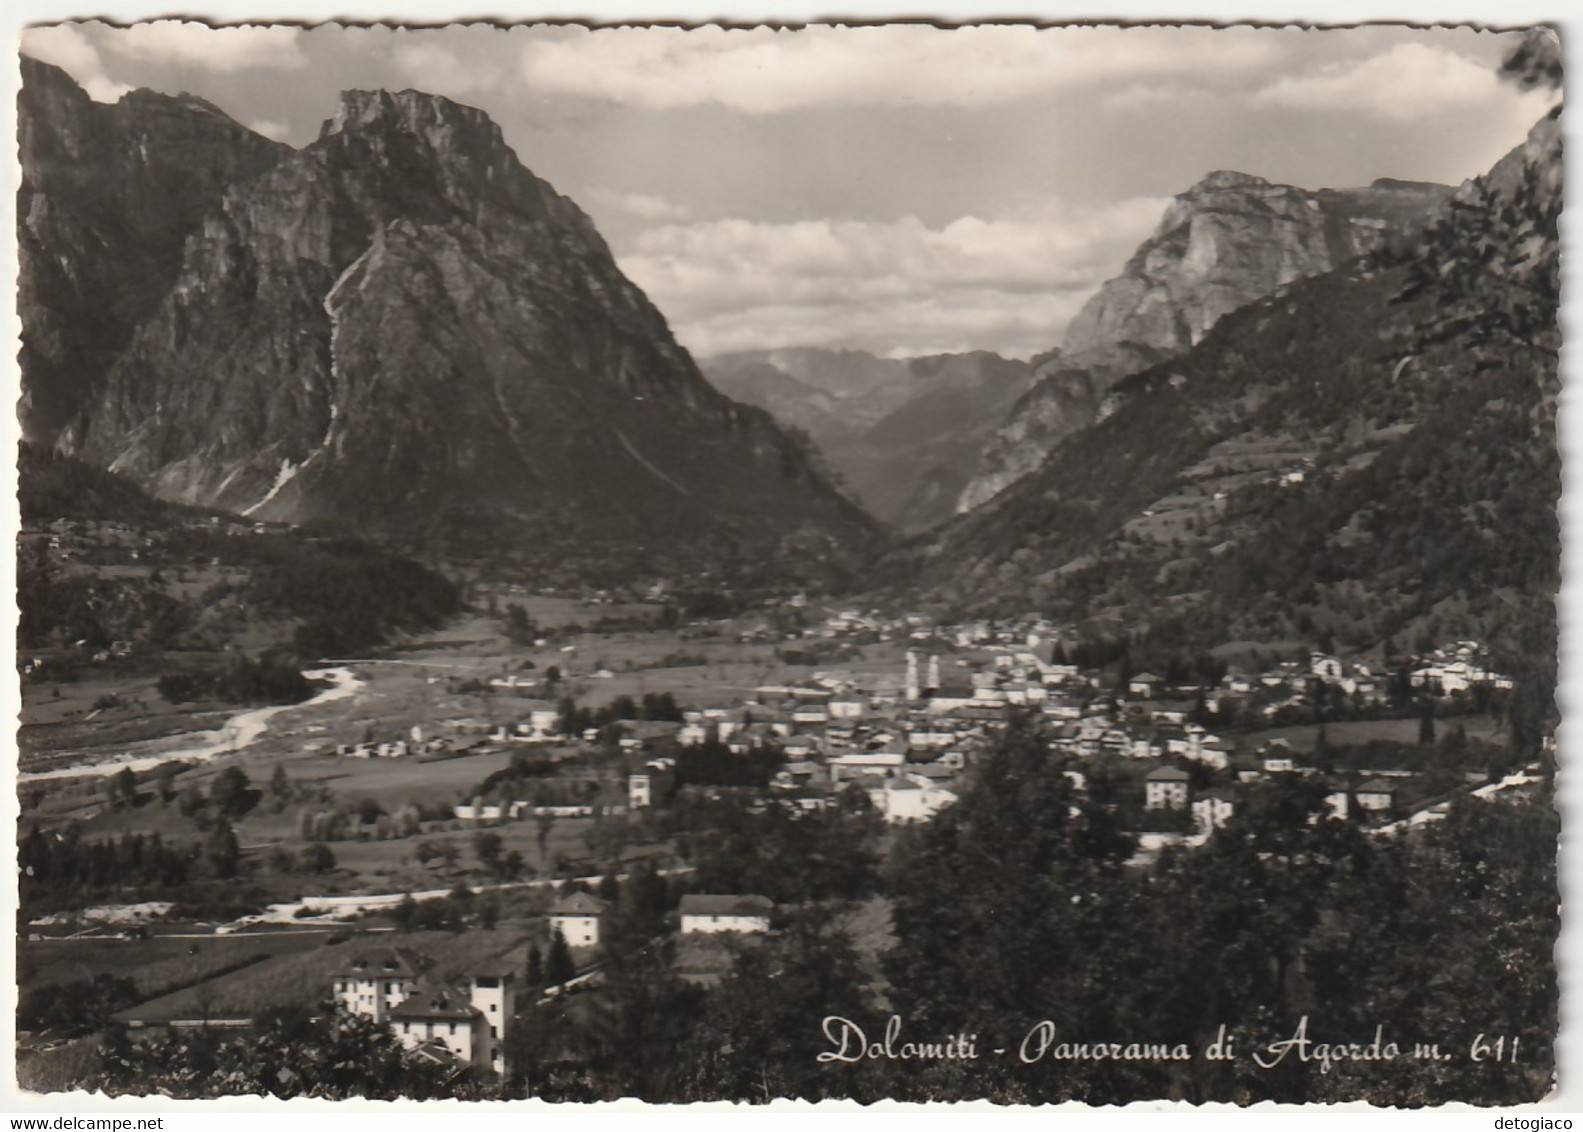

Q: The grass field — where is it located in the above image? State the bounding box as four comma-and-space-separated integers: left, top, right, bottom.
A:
19, 930, 328, 1001
18, 603, 901, 911
1234, 713, 1504, 753
116, 927, 538, 1023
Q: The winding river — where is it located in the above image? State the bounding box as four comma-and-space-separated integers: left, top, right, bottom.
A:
19, 666, 365, 784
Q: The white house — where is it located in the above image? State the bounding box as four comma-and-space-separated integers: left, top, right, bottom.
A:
679, 894, 774, 934
867, 775, 958, 824
827, 751, 906, 783
829, 698, 865, 720
1191, 789, 1235, 833
1356, 779, 1398, 812
548, 891, 609, 947
337, 949, 515, 1077
1128, 673, 1165, 698
1144, 766, 1191, 810
335, 948, 427, 1023
388, 971, 515, 1077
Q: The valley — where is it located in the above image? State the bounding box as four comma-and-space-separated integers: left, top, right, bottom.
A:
12, 21, 1562, 1109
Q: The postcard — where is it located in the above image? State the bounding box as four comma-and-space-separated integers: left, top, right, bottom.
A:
7, 9, 1568, 1114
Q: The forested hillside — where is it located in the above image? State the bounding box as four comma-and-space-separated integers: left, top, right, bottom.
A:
890, 108, 1560, 707
18, 444, 463, 665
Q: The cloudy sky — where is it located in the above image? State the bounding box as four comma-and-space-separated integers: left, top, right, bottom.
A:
19, 20, 1555, 359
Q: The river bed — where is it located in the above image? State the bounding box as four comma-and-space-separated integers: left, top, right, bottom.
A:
18, 667, 365, 783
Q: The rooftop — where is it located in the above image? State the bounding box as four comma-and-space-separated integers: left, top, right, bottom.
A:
549, 891, 610, 917
679, 894, 774, 918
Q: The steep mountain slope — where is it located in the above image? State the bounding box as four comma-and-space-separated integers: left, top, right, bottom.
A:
889, 109, 1560, 668
957, 174, 1450, 513
23, 70, 879, 585
18, 57, 290, 442
702, 348, 1035, 532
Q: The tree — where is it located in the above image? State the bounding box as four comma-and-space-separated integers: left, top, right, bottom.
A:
208, 766, 254, 819
205, 820, 240, 879
500, 850, 526, 881
300, 842, 337, 874
526, 943, 544, 988
269, 764, 292, 804
546, 929, 576, 988
474, 830, 504, 875
110, 766, 138, 809
683, 907, 876, 1101
391, 892, 418, 931
90, 1007, 465, 1099
155, 763, 179, 804
503, 603, 536, 646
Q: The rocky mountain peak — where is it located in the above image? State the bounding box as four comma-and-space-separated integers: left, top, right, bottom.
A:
1192, 169, 1272, 191
323, 87, 503, 149
954, 167, 1450, 519
22, 63, 878, 583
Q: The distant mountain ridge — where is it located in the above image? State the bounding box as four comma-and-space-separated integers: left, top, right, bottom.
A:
20, 61, 880, 586
701, 347, 1035, 533
956, 171, 1452, 513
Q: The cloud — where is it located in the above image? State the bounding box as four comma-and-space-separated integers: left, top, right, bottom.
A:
21, 25, 130, 102
100, 21, 308, 72
1255, 42, 1549, 122
519, 25, 1286, 115
619, 196, 1168, 358
389, 40, 508, 95
587, 189, 693, 222
1103, 83, 1218, 114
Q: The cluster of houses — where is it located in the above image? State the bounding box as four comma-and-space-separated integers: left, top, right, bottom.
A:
1407, 641, 1515, 695
545, 891, 774, 948
315, 604, 1513, 848
333, 948, 515, 1077
1134, 738, 1443, 839
615, 632, 1507, 839
328, 888, 778, 1077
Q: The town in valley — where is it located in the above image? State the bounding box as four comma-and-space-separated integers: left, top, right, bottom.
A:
13, 19, 1562, 1107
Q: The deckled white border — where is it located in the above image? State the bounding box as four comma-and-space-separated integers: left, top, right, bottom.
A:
0, 0, 1575, 1121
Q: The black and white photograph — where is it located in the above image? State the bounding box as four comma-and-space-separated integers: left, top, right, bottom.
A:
7, 9, 1569, 1110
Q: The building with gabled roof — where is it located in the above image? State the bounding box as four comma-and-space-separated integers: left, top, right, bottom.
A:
334, 947, 432, 1023
1144, 765, 1191, 810
548, 891, 609, 947
679, 894, 774, 934
388, 972, 515, 1078
335, 949, 515, 1078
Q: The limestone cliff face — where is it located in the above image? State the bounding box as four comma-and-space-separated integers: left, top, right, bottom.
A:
1063, 171, 1448, 357
956, 172, 1449, 514
18, 56, 289, 441
27, 73, 877, 577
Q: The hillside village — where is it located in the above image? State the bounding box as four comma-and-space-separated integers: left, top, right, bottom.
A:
12, 21, 1561, 1108
263, 606, 1534, 1082
330, 603, 1524, 850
